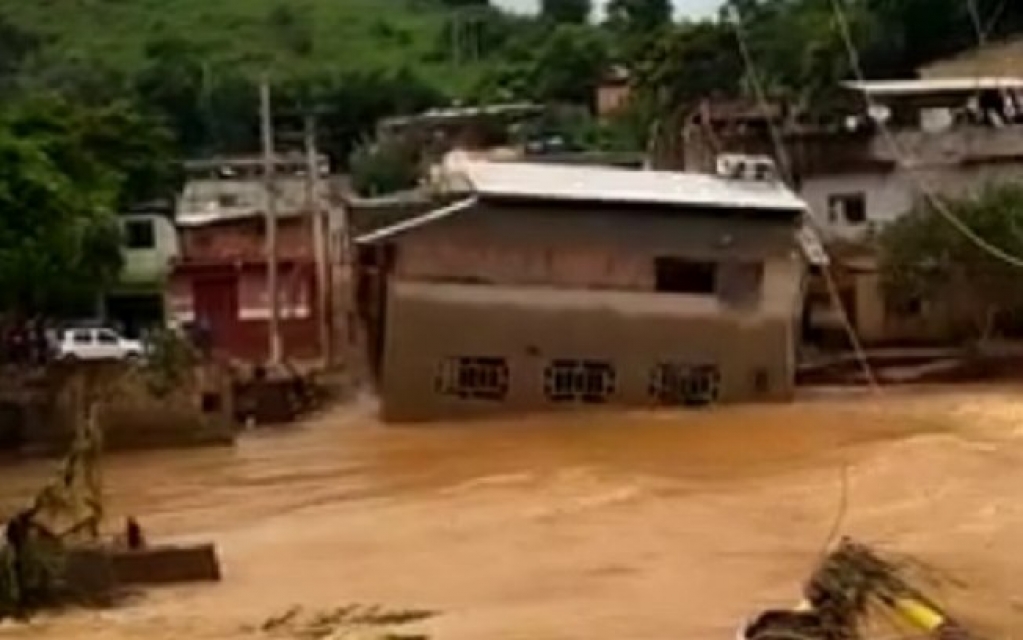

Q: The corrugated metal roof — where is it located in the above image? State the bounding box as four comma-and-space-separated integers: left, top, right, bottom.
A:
447, 160, 807, 212
354, 197, 478, 244
843, 77, 1023, 95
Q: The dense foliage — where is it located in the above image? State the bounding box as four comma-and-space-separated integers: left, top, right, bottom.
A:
879, 184, 1023, 339
0, 97, 176, 317
1, 0, 1020, 165
0, 0, 1021, 308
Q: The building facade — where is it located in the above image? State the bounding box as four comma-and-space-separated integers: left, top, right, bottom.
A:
681, 79, 1023, 345
356, 161, 808, 422
105, 206, 181, 337
168, 155, 339, 363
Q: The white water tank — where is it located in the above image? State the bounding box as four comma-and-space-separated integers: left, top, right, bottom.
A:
715, 153, 779, 182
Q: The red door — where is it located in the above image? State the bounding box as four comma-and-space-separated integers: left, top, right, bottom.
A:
192, 274, 239, 354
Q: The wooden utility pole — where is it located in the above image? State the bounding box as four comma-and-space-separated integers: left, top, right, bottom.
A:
260, 77, 283, 365
304, 114, 332, 366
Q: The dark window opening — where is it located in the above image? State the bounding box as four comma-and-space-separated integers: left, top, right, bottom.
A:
217, 193, 241, 208
887, 296, 925, 319
654, 258, 717, 294
124, 219, 156, 249
435, 356, 509, 401
201, 392, 222, 414
543, 359, 616, 404
648, 363, 722, 407
828, 193, 867, 225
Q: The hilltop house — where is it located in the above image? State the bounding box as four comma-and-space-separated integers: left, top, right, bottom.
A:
354, 160, 808, 422
680, 77, 1023, 345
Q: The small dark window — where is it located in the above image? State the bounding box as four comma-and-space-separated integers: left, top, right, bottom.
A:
124, 219, 156, 249
218, 193, 241, 207
828, 193, 867, 225
435, 356, 509, 401
648, 363, 721, 407
72, 330, 92, 345
543, 359, 616, 404
888, 296, 925, 319
654, 258, 717, 294
201, 392, 222, 414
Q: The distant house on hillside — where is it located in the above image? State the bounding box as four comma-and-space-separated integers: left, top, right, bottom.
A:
354, 160, 809, 422
681, 78, 1023, 346
596, 66, 631, 118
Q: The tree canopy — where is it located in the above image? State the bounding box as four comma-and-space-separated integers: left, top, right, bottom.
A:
879, 184, 1023, 339
541, 0, 593, 25
0, 96, 178, 316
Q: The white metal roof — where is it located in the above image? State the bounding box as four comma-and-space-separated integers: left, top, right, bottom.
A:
354, 198, 478, 245
843, 77, 1023, 96
447, 160, 807, 212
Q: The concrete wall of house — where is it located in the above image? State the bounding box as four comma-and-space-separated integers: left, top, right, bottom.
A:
120, 214, 180, 285
597, 84, 630, 118
177, 177, 327, 222
376, 204, 804, 421
167, 264, 321, 361
801, 163, 1023, 242
852, 272, 957, 344
178, 217, 315, 263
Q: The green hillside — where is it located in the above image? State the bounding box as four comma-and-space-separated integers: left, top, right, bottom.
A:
0, 0, 486, 92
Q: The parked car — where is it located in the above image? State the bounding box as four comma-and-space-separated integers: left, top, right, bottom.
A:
57, 327, 145, 362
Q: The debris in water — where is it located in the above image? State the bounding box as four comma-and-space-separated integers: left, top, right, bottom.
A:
739, 538, 979, 640
251, 605, 436, 640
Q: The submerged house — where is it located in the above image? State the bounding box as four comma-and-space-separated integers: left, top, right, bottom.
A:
355, 160, 809, 422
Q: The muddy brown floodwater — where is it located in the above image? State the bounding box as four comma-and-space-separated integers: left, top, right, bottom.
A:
3, 387, 1023, 640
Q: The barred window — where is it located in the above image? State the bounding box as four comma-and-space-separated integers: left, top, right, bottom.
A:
543, 359, 616, 404
648, 363, 722, 407
434, 357, 509, 401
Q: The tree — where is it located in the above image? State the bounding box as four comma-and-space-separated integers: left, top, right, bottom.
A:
632, 22, 743, 111
0, 94, 179, 317
879, 183, 1023, 340
4, 94, 180, 208
606, 0, 672, 35
529, 24, 609, 106
0, 132, 122, 316
0, 16, 40, 85
349, 137, 422, 197
541, 0, 592, 24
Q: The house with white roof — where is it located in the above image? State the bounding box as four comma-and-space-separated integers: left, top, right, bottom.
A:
682, 78, 1023, 346
353, 159, 809, 422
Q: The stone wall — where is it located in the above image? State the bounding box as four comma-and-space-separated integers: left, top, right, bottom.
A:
2, 362, 235, 455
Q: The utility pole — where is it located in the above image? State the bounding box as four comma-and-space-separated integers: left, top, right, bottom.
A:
304, 114, 331, 366
260, 77, 283, 366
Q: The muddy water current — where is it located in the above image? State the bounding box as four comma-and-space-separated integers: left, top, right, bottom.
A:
3, 387, 1023, 639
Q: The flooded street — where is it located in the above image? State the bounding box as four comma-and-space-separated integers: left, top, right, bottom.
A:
4, 387, 1023, 639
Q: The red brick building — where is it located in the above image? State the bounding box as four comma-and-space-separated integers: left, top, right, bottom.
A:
169, 157, 331, 363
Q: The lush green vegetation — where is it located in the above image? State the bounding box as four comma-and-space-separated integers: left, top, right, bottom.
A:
880, 183, 1023, 340
3, 0, 1020, 167
0, 96, 175, 317
2, 0, 1023, 304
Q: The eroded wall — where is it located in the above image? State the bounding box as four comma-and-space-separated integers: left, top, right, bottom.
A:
376, 204, 804, 421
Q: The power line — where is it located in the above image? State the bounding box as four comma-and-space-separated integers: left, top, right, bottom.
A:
726, 6, 881, 392
826, 0, 1023, 271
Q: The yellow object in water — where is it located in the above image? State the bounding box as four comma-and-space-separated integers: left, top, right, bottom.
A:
892, 598, 945, 631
